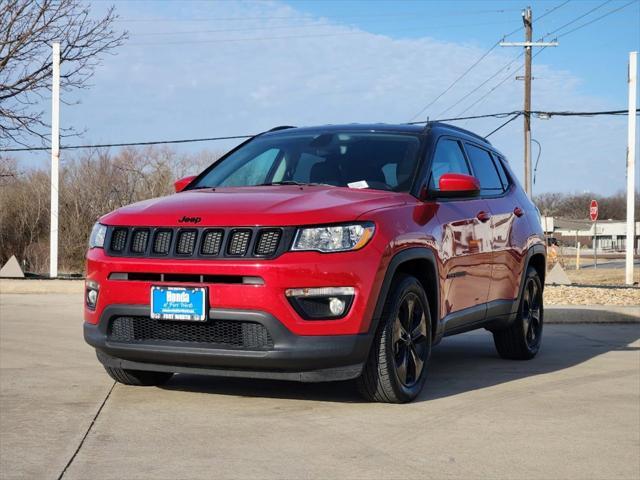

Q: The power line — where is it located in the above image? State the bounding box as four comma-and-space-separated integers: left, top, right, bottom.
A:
131, 19, 512, 38
118, 9, 522, 23
435, 51, 525, 119
2, 109, 636, 153
0, 135, 253, 153
128, 22, 513, 46
555, 0, 637, 38
412, 0, 570, 122
407, 40, 502, 122
433, 0, 634, 123
454, 46, 553, 119
407, 1, 570, 122
541, 0, 612, 38
485, 113, 522, 138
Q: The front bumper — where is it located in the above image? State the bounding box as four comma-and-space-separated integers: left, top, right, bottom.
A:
85, 305, 373, 382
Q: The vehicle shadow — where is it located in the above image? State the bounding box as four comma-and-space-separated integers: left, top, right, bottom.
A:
161, 314, 640, 404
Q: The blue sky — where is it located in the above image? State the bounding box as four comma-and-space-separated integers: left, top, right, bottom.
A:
12, 0, 640, 195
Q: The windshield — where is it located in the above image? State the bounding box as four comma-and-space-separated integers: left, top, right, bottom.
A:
191, 131, 422, 192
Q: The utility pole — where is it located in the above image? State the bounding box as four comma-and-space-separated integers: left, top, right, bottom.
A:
500, 7, 557, 197
523, 7, 533, 198
49, 42, 60, 278
626, 51, 637, 285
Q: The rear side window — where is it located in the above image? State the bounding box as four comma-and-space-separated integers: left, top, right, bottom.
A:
464, 143, 504, 195
429, 139, 470, 189
491, 153, 511, 191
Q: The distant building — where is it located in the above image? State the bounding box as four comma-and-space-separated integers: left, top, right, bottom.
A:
541, 216, 640, 252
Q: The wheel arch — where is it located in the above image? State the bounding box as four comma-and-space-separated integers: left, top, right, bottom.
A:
509, 243, 546, 318
370, 247, 440, 343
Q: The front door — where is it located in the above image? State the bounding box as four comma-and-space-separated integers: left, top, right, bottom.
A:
428, 137, 493, 326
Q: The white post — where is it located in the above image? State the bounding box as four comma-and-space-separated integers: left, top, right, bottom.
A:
49, 42, 60, 278
626, 51, 637, 285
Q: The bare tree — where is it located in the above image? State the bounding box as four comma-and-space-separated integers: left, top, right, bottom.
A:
0, 0, 127, 146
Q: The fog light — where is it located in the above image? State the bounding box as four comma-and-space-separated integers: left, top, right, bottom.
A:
285, 287, 354, 320
86, 280, 99, 309
329, 297, 346, 316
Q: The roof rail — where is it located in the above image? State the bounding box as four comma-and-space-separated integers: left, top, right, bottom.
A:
427, 121, 491, 145
267, 125, 296, 132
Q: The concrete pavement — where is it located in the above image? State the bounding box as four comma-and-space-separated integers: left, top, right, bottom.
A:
0, 293, 639, 479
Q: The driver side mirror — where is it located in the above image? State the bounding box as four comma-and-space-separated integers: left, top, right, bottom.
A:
174, 175, 197, 193
420, 173, 480, 199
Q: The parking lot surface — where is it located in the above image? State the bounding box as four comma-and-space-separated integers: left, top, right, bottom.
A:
1, 293, 638, 480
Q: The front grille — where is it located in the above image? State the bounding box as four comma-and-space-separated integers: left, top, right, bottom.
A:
109, 316, 273, 350
131, 229, 149, 253
105, 226, 289, 259
110, 228, 128, 252
176, 230, 197, 255
153, 230, 172, 254
227, 230, 252, 256
200, 229, 224, 255
255, 230, 281, 256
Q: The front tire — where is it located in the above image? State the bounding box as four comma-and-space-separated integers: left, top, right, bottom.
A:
493, 266, 544, 360
104, 366, 174, 386
357, 274, 432, 403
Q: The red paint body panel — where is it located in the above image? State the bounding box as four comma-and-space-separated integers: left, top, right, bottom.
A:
84, 125, 545, 354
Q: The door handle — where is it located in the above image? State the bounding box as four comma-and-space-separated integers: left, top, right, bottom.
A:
476, 211, 491, 222
513, 207, 524, 217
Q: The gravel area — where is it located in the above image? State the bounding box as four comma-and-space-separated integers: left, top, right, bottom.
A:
545, 285, 640, 306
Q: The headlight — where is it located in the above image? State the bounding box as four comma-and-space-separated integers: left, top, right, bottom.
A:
291, 223, 375, 253
89, 223, 107, 249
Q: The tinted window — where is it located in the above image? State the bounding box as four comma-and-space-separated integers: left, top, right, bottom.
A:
193, 132, 421, 192
465, 143, 504, 195
429, 139, 470, 189
292, 153, 323, 183
491, 153, 510, 190
218, 148, 282, 187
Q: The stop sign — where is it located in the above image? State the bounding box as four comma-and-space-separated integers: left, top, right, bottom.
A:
590, 199, 598, 222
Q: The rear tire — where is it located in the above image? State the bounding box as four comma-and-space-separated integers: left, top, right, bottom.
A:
357, 274, 432, 403
104, 366, 173, 386
493, 266, 543, 360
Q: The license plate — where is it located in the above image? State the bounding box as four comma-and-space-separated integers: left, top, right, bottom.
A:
150, 286, 207, 321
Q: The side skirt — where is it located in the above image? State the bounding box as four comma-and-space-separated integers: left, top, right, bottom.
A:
442, 299, 516, 337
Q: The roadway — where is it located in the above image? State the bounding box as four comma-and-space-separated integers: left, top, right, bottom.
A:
1, 293, 638, 479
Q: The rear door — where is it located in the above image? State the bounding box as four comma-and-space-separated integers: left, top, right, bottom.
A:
429, 137, 493, 325
463, 143, 524, 311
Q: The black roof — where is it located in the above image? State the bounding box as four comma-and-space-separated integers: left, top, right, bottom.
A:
262, 122, 491, 145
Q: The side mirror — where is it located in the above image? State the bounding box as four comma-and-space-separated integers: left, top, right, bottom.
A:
435, 173, 480, 198
174, 175, 197, 193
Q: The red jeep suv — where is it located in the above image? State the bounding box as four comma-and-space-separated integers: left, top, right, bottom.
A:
84, 123, 545, 403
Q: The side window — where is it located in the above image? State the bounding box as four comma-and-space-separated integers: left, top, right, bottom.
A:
491, 153, 510, 191
429, 138, 470, 189
219, 148, 281, 186
465, 143, 504, 195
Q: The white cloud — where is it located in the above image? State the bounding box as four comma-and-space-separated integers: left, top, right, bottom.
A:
28, 0, 639, 195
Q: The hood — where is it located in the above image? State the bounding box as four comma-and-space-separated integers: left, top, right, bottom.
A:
100, 186, 411, 227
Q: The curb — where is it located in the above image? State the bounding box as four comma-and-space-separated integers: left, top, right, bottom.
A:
546, 305, 640, 324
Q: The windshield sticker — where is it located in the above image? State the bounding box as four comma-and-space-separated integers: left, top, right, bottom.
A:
347, 180, 369, 189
